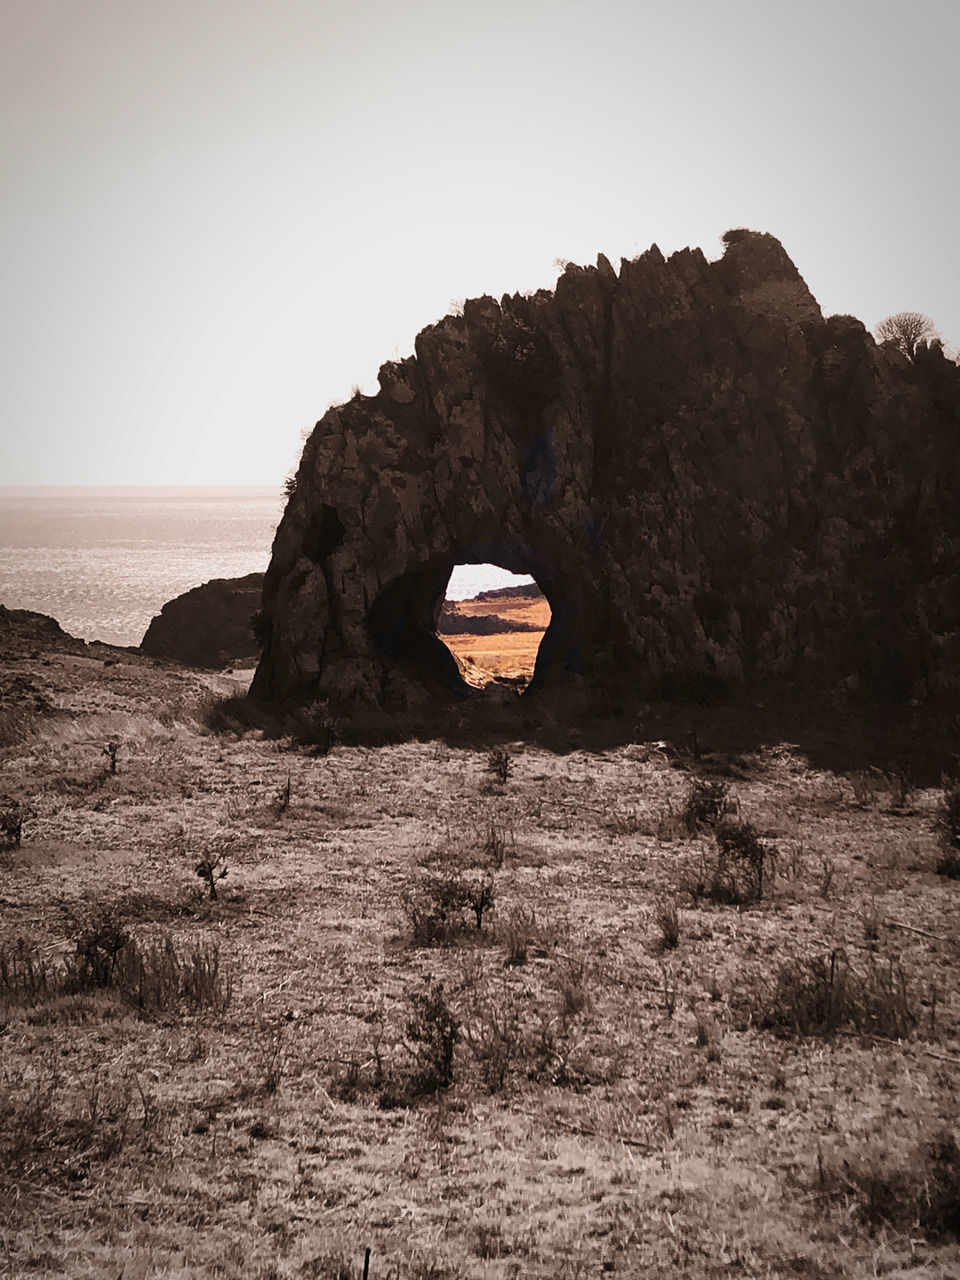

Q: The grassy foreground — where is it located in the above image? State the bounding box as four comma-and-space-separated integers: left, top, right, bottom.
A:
1, 633, 959, 1279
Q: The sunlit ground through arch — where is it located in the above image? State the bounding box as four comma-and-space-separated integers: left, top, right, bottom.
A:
439, 563, 550, 691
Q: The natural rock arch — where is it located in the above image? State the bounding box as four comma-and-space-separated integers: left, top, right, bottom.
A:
369, 543, 571, 699
251, 230, 960, 715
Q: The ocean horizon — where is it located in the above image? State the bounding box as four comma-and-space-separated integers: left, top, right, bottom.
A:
0, 486, 533, 647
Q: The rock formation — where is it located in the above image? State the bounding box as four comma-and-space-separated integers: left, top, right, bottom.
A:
141, 573, 264, 668
251, 230, 960, 715
0, 604, 88, 660
437, 602, 540, 636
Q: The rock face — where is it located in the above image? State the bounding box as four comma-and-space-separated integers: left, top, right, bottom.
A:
141, 574, 264, 668
251, 230, 960, 714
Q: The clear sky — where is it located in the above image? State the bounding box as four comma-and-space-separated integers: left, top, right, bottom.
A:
2, 0, 957, 486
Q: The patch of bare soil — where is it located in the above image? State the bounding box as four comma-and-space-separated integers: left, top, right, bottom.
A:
1, 634, 959, 1279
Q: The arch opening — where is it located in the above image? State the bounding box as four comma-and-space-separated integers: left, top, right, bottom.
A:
439, 563, 550, 693
367, 543, 576, 701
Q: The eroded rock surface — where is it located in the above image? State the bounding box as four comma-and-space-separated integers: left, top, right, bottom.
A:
252, 231, 960, 714
141, 574, 263, 669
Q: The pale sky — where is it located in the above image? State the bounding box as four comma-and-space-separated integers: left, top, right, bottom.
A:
1, 0, 957, 486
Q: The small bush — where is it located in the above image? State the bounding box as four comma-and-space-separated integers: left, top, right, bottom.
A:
404, 982, 459, 1093
753, 948, 916, 1040
821, 1127, 960, 1239
482, 820, 513, 869
681, 779, 729, 833
501, 905, 538, 966
715, 819, 774, 902
935, 784, 960, 878
462, 870, 496, 930
461, 986, 525, 1093
486, 746, 511, 784
0, 796, 23, 850
404, 869, 496, 945
654, 897, 681, 951
684, 820, 775, 905
286, 701, 338, 755
194, 850, 228, 900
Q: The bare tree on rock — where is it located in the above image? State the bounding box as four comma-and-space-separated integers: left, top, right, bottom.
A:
875, 312, 939, 360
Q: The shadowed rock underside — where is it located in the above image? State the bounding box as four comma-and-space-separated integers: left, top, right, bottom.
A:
252, 231, 960, 716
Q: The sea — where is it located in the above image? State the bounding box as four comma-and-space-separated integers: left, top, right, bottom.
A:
0, 487, 532, 648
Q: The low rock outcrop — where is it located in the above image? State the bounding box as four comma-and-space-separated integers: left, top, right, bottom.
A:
437, 603, 540, 636
252, 230, 960, 715
141, 574, 263, 669
0, 604, 88, 660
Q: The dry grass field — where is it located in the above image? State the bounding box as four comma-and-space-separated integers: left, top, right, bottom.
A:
442, 594, 550, 687
1, 612, 959, 1279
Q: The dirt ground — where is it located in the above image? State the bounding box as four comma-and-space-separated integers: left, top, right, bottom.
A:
1, 616, 959, 1279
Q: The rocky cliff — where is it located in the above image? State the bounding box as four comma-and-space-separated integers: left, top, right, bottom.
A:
251, 230, 960, 715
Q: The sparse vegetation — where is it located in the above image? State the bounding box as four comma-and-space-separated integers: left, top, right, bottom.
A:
752, 948, 916, 1040
1, 636, 959, 1277
681, 776, 729, 832
486, 744, 511, 784
0, 921, 232, 1015
935, 782, 960, 877
404, 981, 459, 1093
193, 842, 229, 900
875, 311, 940, 360
0, 794, 23, 849
684, 817, 776, 905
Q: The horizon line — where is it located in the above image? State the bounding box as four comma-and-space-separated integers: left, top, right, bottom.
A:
0, 483, 284, 493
